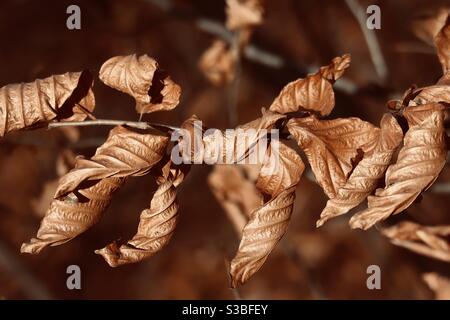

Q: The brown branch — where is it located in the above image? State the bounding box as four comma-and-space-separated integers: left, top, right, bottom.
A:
146, 0, 358, 94
48, 120, 180, 132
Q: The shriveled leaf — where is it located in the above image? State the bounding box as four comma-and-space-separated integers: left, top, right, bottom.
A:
176, 114, 205, 164
230, 141, 304, 287
269, 54, 351, 116
137, 75, 181, 115
21, 177, 124, 254
412, 82, 450, 105
201, 109, 285, 164
208, 164, 263, 234
390, 74, 450, 108
351, 104, 448, 230
0, 71, 95, 137
96, 164, 188, 266
178, 111, 284, 165
256, 141, 305, 197
55, 126, 168, 198
230, 186, 297, 287
199, 40, 237, 86
317, 114, 403, 227
287, 115, 379, 199
99, 54, 181, 114
423, 273, 450, 300
225, 0, 264, 31
382, 221, 450, 263
386, 86, 418, 111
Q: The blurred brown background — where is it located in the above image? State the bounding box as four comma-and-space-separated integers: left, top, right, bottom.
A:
0, 0, 449, 299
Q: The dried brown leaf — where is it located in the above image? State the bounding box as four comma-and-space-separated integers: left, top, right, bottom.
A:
382, 221, 450, 263
256, 141, 305, 197
423, 273, 450, 300
230, 141, 304, 287
99, 54, 181, 114
225, 0, 264, 31
21, 177, 125, 254
199, 40, 237, 86
317, 114, 403, 227
287, 115, 379, 199
177, 115, 205, 164
412, 82, 450, 106
96, 164, 188, 266
0, 71, 95, 137
208, 164, 263, 234
351, 104, 448, 230
55, 126, 168, 198
201, 109, 285, 164
269, 54, 351, 116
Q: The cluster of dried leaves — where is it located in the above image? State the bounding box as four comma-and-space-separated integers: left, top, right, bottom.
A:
0, 4, 449, 290
199, 0, 264, 85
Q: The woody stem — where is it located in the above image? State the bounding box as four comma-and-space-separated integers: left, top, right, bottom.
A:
48, 120, 180, 131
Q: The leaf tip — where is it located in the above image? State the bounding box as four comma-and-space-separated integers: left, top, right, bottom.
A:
20, 239, 47, 255
95, 242, 121, 267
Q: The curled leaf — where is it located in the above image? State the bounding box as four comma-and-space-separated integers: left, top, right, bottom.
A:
0, 71, 95, 137
351, 104, 448, 230
21, 177, 125, 254
182, 109, 284, 164
176, 115, 205, 164
412, 82, 450, 106
226, 109, 285, 164
317, 114, 403, 227
382, 221, 450, 263
199, 40, 237, 86
96, 164, 188, 266
287, 115, 379, 199
269, 54, 351, 116
225, 0, 264, 31
230, 141, 304, 287
99, 54, 181, 114
55, 126, 168, 198
256, 141, 305, 197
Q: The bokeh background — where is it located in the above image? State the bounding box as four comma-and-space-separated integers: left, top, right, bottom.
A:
0, 0, 449, 299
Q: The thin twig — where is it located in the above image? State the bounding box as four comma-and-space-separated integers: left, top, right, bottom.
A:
227, 32, 244, 127
48, 120, 180, 131
345, 0, 388, 82
145, 0, 358, 94
196, 19, 284, 69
